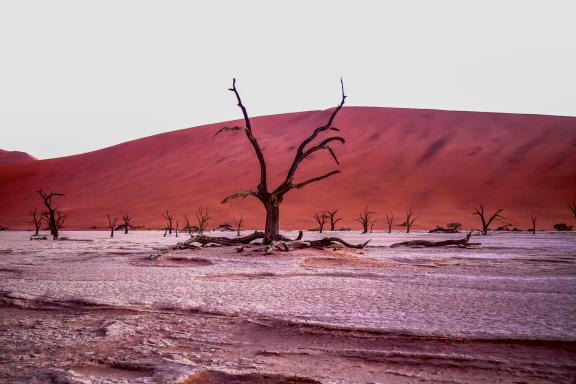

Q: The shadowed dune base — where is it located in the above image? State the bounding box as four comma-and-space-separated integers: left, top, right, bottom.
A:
0, 107, 575, 231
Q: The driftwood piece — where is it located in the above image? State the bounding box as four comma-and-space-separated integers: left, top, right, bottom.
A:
390, 233, 478, 248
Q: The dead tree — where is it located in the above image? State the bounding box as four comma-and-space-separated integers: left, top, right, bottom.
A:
175, 220, 179, 237
473, 203, 505, 235
122, 214, 132, 234
569, 201, 576, 219
106, 214, 117, 238
325, 209, 342, 231
37, 189, 64, 240
182, 214, 193, 235
162, 211, 175, 236
29, 207, 43, 236
385, 213, 394, 234
530, 215, 537, 235
195, 207, 210, 234
215, 78, 346, 245
235, 214, 244, 236
391, 232, 478, 248
402, 206, 417, 233
313, 211, 328, 233
156, 230, 370, 258
355, 207, 375, 234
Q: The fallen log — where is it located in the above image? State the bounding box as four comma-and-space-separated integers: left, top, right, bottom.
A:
390, 233, 478, 248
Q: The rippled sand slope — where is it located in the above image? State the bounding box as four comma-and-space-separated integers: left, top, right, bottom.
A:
1, 231, 575, 383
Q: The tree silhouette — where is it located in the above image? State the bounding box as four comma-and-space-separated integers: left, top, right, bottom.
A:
402, 206, 417, 233
325, 209, 342, 231
37, 189, 65, 240
313, 211, 328, 233
162, 211, 174, 236
29, 207, 43, 236
122, 214, 132, 234
385, 213, 394, 234
355, 207, 375, 234
473, 203, 505, 235
215, 79, 346, 244
106, 214, 117, 238
195, 207, 210, 234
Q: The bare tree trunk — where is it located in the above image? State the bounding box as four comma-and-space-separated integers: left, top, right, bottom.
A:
264, 204, 280, 245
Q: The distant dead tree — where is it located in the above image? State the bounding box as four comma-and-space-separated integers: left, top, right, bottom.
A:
162, 210, 175, 236
569, 201, 576, 219
195, 207, 210, 234
355, 207, 375, 234
106, 214, 117, 238
182, 214, 193, 235
447, 222, 463, 232
385, 213, 394, 234
215, 78, 346, 244
370, 220, 376, 233
235, 214, 244, 236
402, 206, 417, 233
122, 214, 132, 234
175, 220, 179, 237
37, 189, 64, 240
530, 215, 537, 235
473, 203, 505, 235
325, 209, 342, 231
313, 211, 328, 233
29, 207, 43, 236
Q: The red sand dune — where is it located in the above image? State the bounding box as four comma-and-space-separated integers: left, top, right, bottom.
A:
0, 107, 575, 231
0, 149, 36, 164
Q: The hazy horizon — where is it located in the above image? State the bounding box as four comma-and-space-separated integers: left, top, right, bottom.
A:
1, 0, 575, 159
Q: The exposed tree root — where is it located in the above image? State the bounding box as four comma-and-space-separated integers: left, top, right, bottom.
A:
390, 232, 479, 248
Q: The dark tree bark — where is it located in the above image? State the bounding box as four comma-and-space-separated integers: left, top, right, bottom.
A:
175, 221, 179, 237
402, 206, 417, 233
195, 207, 210, 234
122, 214, 132, 234
326, 209, 342, 231
106, 214, 117, 238
391, 233, 476, 248
313, 211, 328, 233
162, 211, 175, 235
29, 207, 43, 236
355, 207, 374, 234
385, 213, 394, 234
530, 215, 537, 235
37, 189, 64, 240
216, 79, 347, 245
473, 203, 505, 235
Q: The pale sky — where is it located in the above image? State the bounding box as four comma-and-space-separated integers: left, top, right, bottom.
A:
1, 1, 574, 159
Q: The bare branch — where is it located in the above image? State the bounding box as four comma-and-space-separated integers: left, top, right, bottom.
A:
284, 79, 347, 185
221, 190, 258, 204
292, 170, 341, 189
225, 79, 268, 192
212, 126, 246, 139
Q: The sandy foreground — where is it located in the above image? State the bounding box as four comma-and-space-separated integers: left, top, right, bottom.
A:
0, 230, 575, 383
